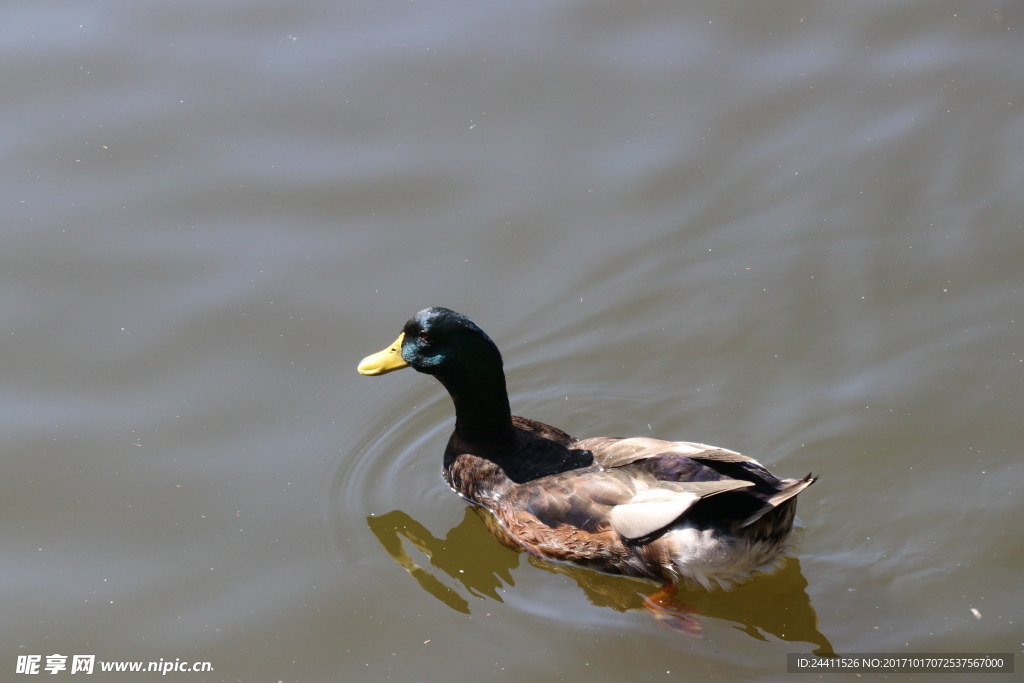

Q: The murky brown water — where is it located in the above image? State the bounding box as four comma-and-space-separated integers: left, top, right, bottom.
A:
3, 1, 1022, 681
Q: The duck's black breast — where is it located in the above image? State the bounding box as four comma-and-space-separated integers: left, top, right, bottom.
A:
442, 415, 594, 502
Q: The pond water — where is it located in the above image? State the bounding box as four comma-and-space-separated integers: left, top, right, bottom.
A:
3, 1, 1022, 681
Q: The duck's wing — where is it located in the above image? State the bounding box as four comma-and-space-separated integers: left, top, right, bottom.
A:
509, 467, 633, 535
509, 464, 756, 544
576, 436, 759, 467
575, 436, 816, 531
606, 478, 755, 541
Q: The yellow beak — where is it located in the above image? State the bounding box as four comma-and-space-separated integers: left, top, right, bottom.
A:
357, 333, 409, 376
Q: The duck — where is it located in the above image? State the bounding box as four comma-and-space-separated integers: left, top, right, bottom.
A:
357, 307, 815, 594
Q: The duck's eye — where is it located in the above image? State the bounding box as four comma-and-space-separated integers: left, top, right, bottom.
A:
418, 331, 430, 343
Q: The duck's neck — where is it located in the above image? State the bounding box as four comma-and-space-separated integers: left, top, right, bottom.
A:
436, 364, 514, 445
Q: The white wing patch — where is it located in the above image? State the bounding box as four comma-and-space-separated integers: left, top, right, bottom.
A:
609, 491, 700, 540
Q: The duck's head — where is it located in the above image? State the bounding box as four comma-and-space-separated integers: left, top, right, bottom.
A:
357, 307, 503, 381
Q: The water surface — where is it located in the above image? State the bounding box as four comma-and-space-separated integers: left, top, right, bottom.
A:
2, 1, 1022, 681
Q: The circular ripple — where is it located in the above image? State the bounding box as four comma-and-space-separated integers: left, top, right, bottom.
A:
327, 379, 455, 558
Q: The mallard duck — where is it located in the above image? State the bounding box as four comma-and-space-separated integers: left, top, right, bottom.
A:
358, 307, 815, 592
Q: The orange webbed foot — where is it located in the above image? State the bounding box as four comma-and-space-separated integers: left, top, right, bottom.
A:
643, 583, 703, 637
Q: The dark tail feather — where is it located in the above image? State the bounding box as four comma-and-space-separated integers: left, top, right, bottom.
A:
738, 473, 817, 528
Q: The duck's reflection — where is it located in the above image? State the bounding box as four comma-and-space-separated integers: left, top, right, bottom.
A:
366, 507, 833, 654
